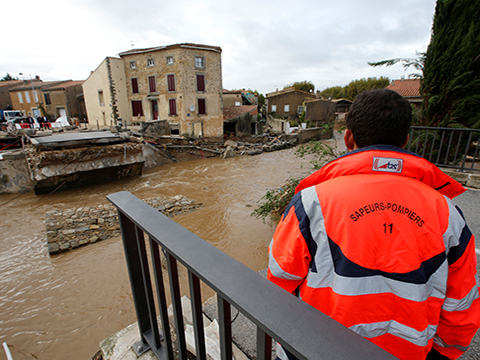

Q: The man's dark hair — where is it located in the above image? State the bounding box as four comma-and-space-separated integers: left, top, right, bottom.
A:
346, 88, 412, 148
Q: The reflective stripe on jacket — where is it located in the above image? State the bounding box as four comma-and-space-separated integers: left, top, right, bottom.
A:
268, 145, 480, 360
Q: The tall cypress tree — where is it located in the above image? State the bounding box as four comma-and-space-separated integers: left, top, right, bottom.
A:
421, 0, 480, 128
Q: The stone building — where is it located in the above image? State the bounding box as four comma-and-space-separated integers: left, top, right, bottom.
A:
223, 89, 257, 107
41, 80, 87, 121
265, 88, 316, 122
118, 43, 224, 137
83, 57, 129, 127
9, 79, 70, 119
0, 80, 24, 110
304, 98, 336, 127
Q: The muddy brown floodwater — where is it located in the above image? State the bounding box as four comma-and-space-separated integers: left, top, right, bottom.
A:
0, 147, 316, 360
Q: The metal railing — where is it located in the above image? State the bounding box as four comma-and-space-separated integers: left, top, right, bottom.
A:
408, 126, 480, 172
107, 191, 395, 360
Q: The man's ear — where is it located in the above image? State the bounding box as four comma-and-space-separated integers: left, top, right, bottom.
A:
401, 135, 410, 149
344, 129, 356, 151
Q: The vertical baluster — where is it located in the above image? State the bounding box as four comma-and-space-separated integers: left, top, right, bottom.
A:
257, 327, 272, 360
188, 271, 206, 360
150, 239, 174, 360
217, 295, 232, 360
117, 212, 152, 348
166, 253, 187, 359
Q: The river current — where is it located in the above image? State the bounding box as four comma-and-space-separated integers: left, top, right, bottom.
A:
0, 148, 314, 360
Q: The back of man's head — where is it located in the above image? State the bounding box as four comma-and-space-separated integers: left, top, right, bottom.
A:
346, 88, 412, 148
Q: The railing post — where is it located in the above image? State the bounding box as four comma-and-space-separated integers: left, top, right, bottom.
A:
188, 271, 207, 360
117, 212, 152, 348
257, 327, 272, 360
217, 295, 233, 360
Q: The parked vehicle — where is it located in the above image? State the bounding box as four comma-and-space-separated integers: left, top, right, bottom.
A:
0, 110, 24, 122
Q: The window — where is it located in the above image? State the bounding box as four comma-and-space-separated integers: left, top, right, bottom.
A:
196, 74, 205, 92
235, 102, 241, 106
130, 61, 137, 69
197, 98, 206, 115
297, 105, 303, 114
147, 58, 155, 67
271, 105, 277, 112
195, 56, 205, 69
148, 76, 156, 93
167, 74, 176, 92
25, 91, 31, 103
284, 105, 290, 112
131, 78, 139, 94
98, 90, 105, 106
33, 90, 38, 103
166, 56, 174, 65
169, 99, 177, 116
18, 92, 23, 104
44, 93, 51, 105
131, 100, 144, 117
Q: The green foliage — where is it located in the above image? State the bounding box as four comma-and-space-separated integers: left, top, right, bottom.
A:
318, 77, 389, 101
1, 73, 18, 81
251, 177, 301, 222
284, 80, 315, 93
421, 0, 480, 128
295, 139, 345, 170
252, 139, 346, 222
368, 52, 425, 79
343, 77, 390, 101
319, 86, 345, 100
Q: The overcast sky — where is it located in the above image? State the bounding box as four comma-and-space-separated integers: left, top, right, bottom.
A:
3, 0, 436, 95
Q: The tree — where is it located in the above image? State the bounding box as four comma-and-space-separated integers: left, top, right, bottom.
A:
1, 73, 18, 81
284, 80, 315, 93
368, 52, 425, 79
343, 77, 390, 101
421, 0, 480, 128
319, 86, 345, 100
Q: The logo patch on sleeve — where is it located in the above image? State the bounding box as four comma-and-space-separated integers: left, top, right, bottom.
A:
372, 157, 404, 173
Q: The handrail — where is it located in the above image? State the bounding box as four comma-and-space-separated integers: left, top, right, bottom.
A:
408, 126, 480, 172
107, 191, 396, 360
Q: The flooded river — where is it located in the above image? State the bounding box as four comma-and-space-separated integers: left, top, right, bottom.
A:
0, 148, 314, 360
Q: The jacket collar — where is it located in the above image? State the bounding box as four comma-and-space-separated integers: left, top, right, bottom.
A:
295, 145, 466, 199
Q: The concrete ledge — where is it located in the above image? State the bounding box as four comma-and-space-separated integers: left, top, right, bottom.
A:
442, 169, 480, 190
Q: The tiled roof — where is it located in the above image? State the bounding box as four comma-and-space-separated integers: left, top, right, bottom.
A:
387, 79, 421, 98
45, 80, 85, 90
223, 105, 257, 121
265, 87, 316, 98
9, 80, 69, 91
0, 80, 23, 88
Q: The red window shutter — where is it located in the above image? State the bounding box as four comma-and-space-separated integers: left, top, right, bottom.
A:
197, 74, 205, 92
132, 100, 144, 116
167, 74, 175, 92
131, 78, 139, 94
148, 76, 156, 92
198, 98, 206, 115
169, 99, 177, 116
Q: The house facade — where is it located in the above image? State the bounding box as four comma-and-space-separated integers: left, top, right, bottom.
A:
118, 43, 224, 137
265, 88, 316, 121
386, 79, 422, 111
41, 80, 87, 122
9, 79, 68, 119
83, 57, 129, 127
304, 99, 336, 127
0, 80, 24, 110
223, 89, 257, 107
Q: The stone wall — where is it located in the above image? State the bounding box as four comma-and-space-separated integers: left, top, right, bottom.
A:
45, 195, 202, 254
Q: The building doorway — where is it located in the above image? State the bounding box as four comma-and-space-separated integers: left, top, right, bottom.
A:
151, 100, 158, 120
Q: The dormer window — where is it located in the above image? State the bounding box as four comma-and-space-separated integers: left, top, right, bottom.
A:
130, 61, 137, 69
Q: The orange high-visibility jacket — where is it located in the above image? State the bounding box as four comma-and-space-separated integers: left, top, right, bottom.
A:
268, 146, 480, 360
